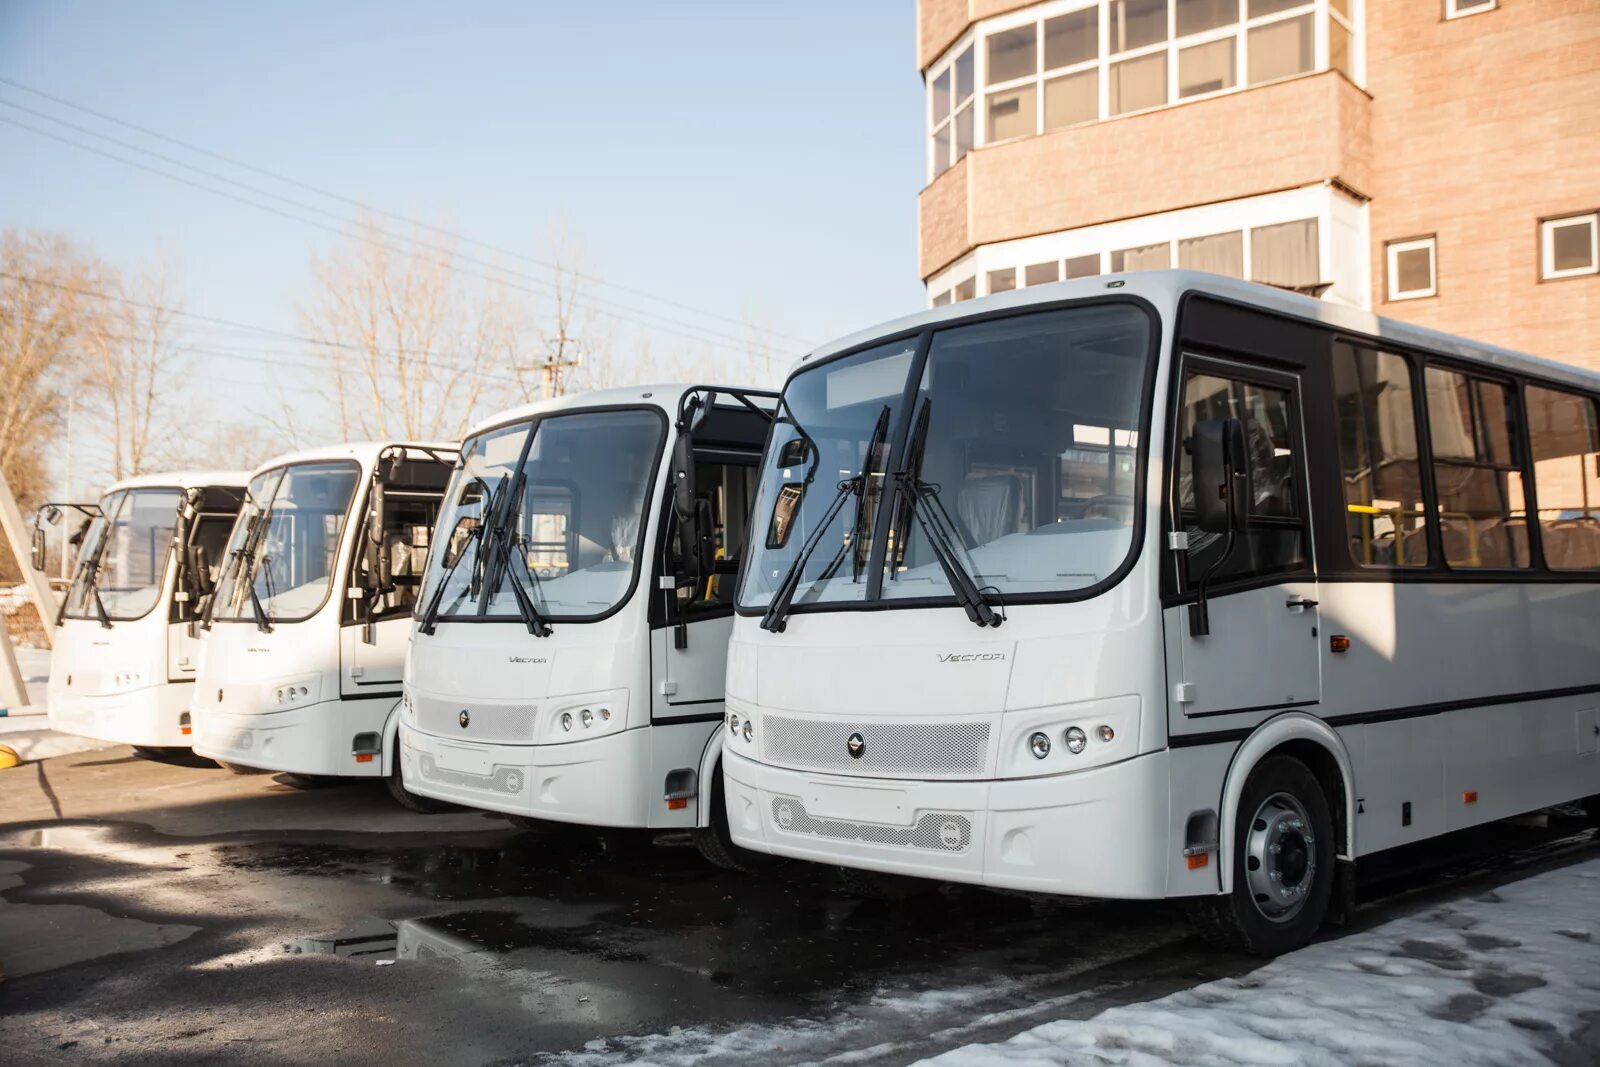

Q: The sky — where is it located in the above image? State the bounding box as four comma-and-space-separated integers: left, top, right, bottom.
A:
0, 1, 927, 490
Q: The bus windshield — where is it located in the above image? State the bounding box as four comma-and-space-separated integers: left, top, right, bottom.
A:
420, 408, 666, 623
740, 303, 1152, 610
211, 462, 361, 625
64, 487, 183, 622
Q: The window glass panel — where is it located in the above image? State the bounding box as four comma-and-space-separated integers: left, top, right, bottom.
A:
1044, 70, 1098, 129
954, 46, 975, 102
1334, 347, 1428, 566
1526, 386, 1600, 569
1111, 243, 1171, 272
1329, 0, 1351, 15
1110, 52, 1168, 114
1112, 0, 1169, 51
932, 69, 951, 125
883, 305, 1152, 600
1177, 0, 1238, 36
1550, 218, 1597, 273
1248, 14, 1314, 84
1045, 8, 1099, 68
1024, 261, 1062, 286
1249, 0, 1305, 15
1178, 231, 1244, 277
1177, 372, 1308, 585
988, 24, 1037, 85
955, 104, 975, 160
932, 290, 952, 307
1394, 244, 1435, 297
1064, 253, 1102, 279
1329, 17, 1353, 79
64, 488, 183, 621
1425, 368, 1528, 568
988, 268, 1017, 294
1179, 37, 1236, 98
930, 125, 951, 177
954, 277, 977, 302
987, 84, 1037, 141
1251, 219, 1320, 288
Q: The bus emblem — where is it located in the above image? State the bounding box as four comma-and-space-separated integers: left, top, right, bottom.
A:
458, 709, 471, 729
847, 732, 865, 759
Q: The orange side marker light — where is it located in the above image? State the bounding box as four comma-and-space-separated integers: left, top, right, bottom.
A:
1463, 790, 1478, 804
354, 753, 375, 764
1186, 853, 1209, 870
666, 797, 688, 811
1330, 635, 1351, 654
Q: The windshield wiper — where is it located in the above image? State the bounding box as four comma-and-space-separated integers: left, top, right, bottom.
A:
480, 471, 552, 637
82, 556, 113, 629
418, 476, 502, 635
761, 404, 891, 634
893, 400, 1003, 629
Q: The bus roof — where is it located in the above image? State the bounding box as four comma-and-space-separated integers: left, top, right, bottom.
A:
246, 440, 458, 479
103, 469, 251, 495
797, 270, 1600, 395
461, 384, 777, 442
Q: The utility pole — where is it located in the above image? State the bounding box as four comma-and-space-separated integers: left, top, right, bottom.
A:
540, 329, 582, 399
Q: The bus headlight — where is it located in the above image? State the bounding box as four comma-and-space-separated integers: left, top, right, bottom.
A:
741, 719, 754, 743
560, 712, 573, 732
997, 695, 1139, 778
1029, 732, 1051, 759
1063, 727, 1088, 754
544, 690, 629, 743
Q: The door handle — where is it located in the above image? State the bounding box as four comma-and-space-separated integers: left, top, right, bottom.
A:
1285, 596, 1318, 610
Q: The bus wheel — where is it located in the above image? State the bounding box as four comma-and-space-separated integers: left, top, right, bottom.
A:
1191, 755, 1335, 957
216, 760, 269, 775
279, 773, 338, 790
693, 765, 752, 872
133, 746, 184, 760
386, 759, 451, 813
1584, 795, 1600, 827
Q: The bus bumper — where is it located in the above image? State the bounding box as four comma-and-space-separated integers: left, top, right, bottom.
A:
398, 723, 654, 828
722, 747, 1174, 898
48, 682, 193, 748
192, 698, 391, 777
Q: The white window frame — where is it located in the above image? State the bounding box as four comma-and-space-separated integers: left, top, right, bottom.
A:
926, 37, 976, 184
1444, 0, 1496, 19
1541, 212, 1600, 281
1386, 235, 1438, 301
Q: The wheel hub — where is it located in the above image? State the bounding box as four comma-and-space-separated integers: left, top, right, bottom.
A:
1245, 791, 1316, 923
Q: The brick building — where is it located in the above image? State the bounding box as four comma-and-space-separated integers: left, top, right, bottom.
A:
916, 0, 1600, 368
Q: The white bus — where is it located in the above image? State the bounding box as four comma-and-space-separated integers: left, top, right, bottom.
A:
36, 471, 249, 753
397, 385, 775, 860
191, 441, 455, 803
722, 270, 1600, 955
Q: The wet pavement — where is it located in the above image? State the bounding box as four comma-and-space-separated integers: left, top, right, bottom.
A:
0, 746, 1595, 1066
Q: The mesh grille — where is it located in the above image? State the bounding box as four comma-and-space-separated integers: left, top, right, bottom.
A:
417, 753, 528, 797
761, 715, 990, 779
769, 796, 971, 853
414, 694, 537, 743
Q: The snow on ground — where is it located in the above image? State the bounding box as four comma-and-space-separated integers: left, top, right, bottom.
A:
918, 858, 1600, 1067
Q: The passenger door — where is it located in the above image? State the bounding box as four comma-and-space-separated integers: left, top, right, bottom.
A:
1165, 357, 1322, 725
167, 514, 237, 681
341, 486, 442, 696
651, 460, 758, 720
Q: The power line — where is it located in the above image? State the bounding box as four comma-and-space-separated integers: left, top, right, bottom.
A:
0, 111, 791, 362
0, 74, 817, 350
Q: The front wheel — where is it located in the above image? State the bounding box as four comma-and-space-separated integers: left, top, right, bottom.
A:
133, 746, 185, 760
386, 757, 452, 813
693, 764, 754, 872
215, 760, 269, 775
1190, 755, 1335, 957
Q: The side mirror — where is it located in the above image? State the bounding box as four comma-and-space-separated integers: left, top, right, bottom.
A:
1191, 418, 1251, 534
29, 524, 46, 572
670, 431, 696, 525
367, 479, 391, 591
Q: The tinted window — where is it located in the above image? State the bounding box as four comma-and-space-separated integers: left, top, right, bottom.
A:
1334, 345, 1429, 566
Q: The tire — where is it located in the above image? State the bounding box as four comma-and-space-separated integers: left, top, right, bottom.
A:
278, 773, 338, 790
386, 758, 452, 813
215, 760, 269, 775
133, 746, 184, 760
1190, 754, 1335, 957
692, 762, 754, 873
1585, 795, 1600, 827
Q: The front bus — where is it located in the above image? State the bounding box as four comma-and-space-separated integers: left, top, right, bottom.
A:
39, 471, 248, 754
724, 270, 1600, 956
191, 442, 454, 803
397, 385, 775, 863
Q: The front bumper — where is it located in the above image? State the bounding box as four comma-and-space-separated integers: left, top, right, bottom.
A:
48, 683, 193, 748
192, 696, 393, 777
398, 723, 655, 828
723, 747, 1173, 898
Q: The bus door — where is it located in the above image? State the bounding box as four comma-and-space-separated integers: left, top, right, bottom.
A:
1165, 356, 1322, 724
341, 480, 444, 695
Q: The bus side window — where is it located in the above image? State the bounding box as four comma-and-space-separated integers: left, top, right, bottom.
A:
1176, 370, 1310, 587
1424, 368, 1530, 569
1525, 385, 1600, 570
1333, 345, 1429, 567
677, 460, 756, 609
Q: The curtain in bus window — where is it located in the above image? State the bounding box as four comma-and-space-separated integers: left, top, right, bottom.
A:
1250, 220, 1320, 289
1333, 345, 1428, 566
1525, 385, 1600, 570
1425, 368, 1530, 569
1177, 372, 1309, 586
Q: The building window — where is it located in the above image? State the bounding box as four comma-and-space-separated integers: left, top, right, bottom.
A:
988, 268, 1017, 294
1386, 236, 1437, 301
1111, 243, 1172, 272
1024, 261, 1061, 286
1445, 0, 1496, 18
932, 289, 952, 307
1064, 253, 1102, 279
1541, 212, 1599, 280
1252, 219, 1320, 289
954, 277, 977, 302
1178, 231, 1244, 278
1425, 367, 1529, 568
1524, 386, 1600, 568
929, 44, 974, 179
1334, 345, 1428, 566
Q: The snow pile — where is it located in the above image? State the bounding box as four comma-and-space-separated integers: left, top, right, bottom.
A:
919, 859, 1600, 1067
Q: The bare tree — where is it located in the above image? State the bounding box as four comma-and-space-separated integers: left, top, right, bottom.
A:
516, 225, 601, 401
83, 264, 186, 480
302, 215, 524, 442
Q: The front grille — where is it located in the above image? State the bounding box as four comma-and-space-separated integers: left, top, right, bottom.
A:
769, 796, 972, 853
417, 753, 528, 797
761, 715, 991, 779
413, 693, 537, 743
